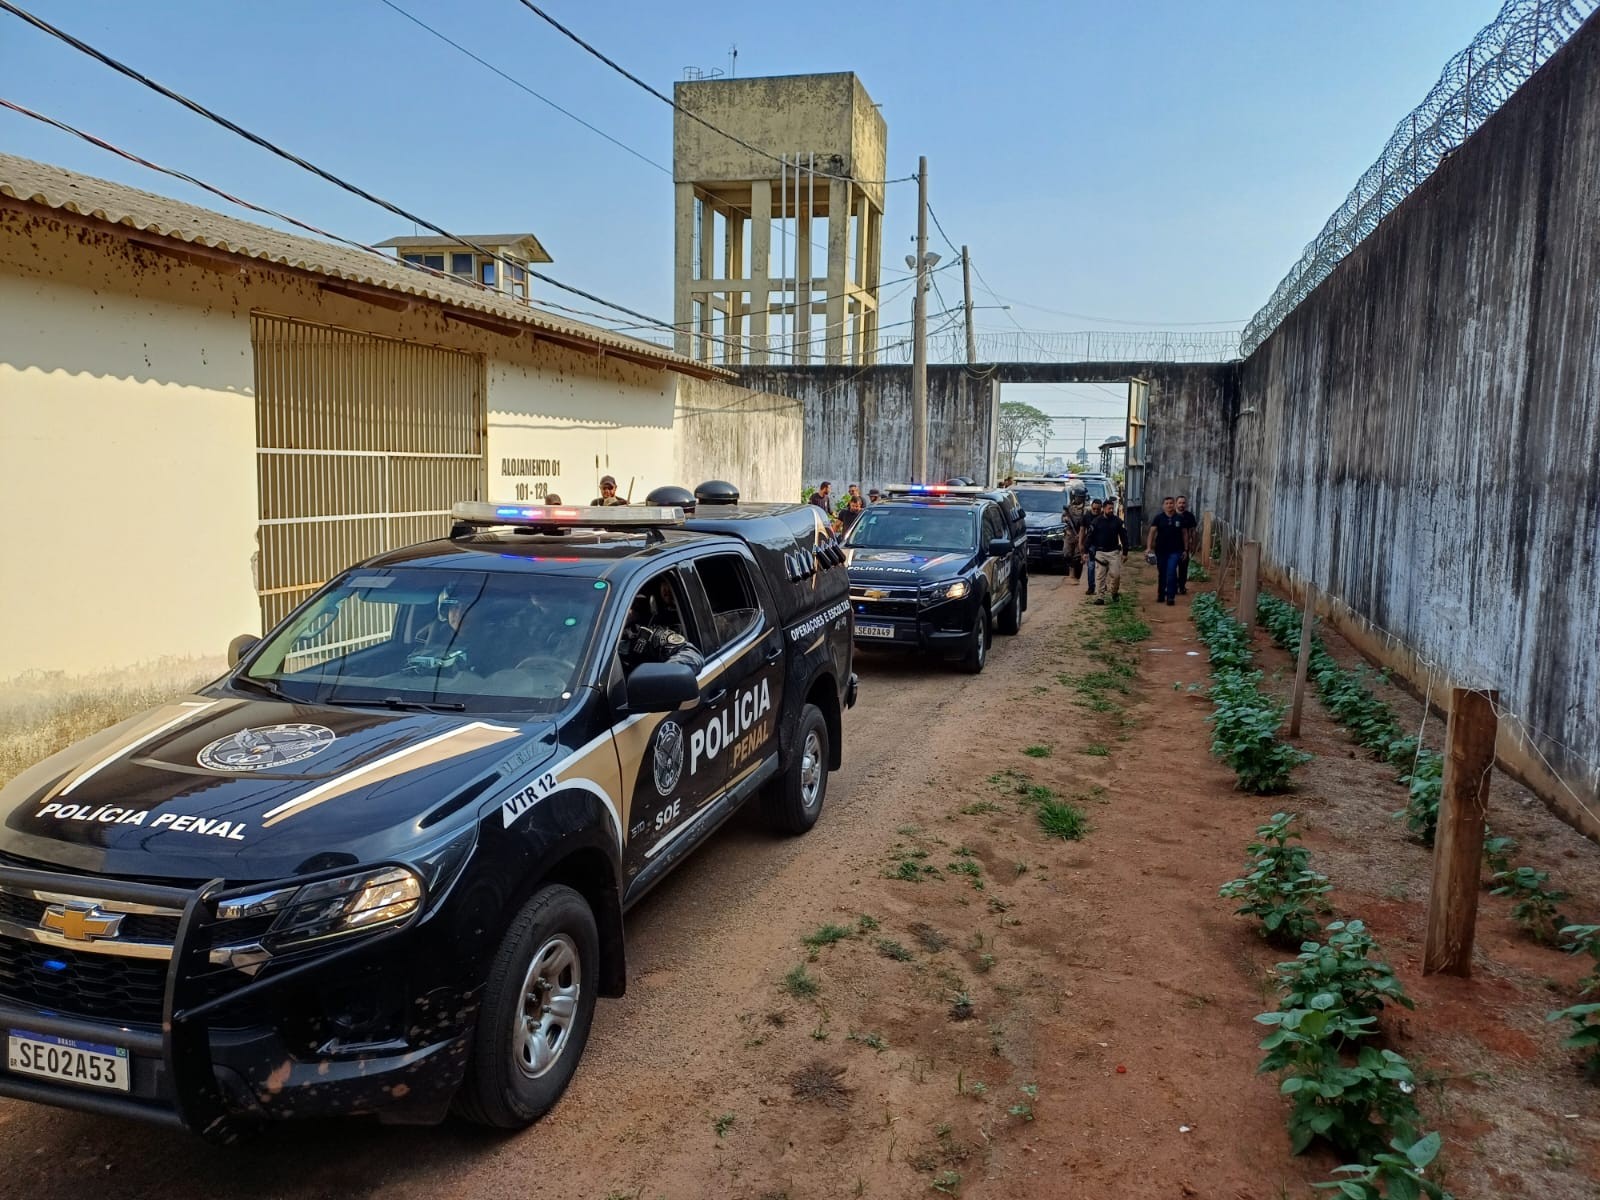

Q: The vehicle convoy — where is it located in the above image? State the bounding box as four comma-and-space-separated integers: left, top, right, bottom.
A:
1010, 477, 1079, 575
842, 484, 1028, 674
0, 492, 855, 1138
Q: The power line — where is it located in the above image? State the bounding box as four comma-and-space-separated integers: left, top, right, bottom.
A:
376, 0, 671, 176
510, 0, 916, 188
929, 201, 1243, 329
0, 0, 760, 354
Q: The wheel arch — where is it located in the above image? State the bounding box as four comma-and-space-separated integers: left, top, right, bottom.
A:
802, 671, 843, 769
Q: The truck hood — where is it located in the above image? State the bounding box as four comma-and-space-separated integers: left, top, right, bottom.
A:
0, 693, 555, 882
845, 547, 972, 584
1024, 511, 1067, 532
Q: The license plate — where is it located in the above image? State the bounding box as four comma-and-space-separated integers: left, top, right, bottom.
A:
856, 623, 896, 639
7, 1030, 130, 1093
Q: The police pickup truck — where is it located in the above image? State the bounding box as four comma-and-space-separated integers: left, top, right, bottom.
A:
843, 484, 1028, 673
1010, 476, 1080, 574
0, 491, 855, 1138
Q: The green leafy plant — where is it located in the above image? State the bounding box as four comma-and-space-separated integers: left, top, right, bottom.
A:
1079, 742, 1111, 757
1482, 833, 1519, 879
1256, 999, 1421, 1158
1206, 668, 1312, 793
1546, 1002, 1600, 1080
1561, 924, 1600, 995
1490, 866, 1568, 943
782, 964, 820, 999
803, 923, 854, 950
1395, 751, 1443, 847
847, 1030, 888, 1051
947, 858, 984, 890
1023, 744, 1052, 758
1220, 813, 1329, 947
876, 938, 914, 962
1276, 920, 1414, 1020
1037, 799, 1088, 841
713, 1112, 735, 1137
1007, 1083, 1039, 1121
1312, 1131, 1454, 1199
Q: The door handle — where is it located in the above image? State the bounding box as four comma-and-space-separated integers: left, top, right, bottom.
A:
706, 688, 728, 705
764, 644, 782, 663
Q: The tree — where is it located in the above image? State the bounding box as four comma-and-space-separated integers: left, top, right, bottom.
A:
997, 400, 1052, 478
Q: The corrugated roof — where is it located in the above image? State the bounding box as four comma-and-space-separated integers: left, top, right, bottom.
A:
0, 152, 719, 379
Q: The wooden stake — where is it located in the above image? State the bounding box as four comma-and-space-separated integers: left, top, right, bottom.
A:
1287, 585, 1316, 737
1423, 688, 1499, 977
1200, 511, 1214, 568
1238, 541, 1261, 628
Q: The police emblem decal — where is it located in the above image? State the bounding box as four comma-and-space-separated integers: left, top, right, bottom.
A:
652, 721, 685, 796
197, 724, 336, 772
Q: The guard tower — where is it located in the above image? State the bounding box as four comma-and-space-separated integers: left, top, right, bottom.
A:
673, 72, 887, 366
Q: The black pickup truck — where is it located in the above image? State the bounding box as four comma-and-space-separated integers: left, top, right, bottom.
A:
843, 484, 1028, 673
0, 493, 855, 1138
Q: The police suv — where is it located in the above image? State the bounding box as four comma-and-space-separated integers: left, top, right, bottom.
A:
843, 484, 1028, 673
1010, 476, 1077, 573
0, 493, 855, 1137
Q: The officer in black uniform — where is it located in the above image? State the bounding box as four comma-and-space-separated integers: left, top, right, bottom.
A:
619, 592, 705, 674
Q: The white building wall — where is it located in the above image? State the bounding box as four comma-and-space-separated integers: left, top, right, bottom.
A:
0, 257, 259, 679
486, 351, 677, 506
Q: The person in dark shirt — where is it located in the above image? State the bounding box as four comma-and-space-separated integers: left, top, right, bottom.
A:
1175, 495, 1199, 594
1085, 504, 1128, 604
1078, 497, 1104, 594
1146, 496, 1187, 605
809, 481, 833, 511
591, 474, 628, 506
839, 495, 866, 530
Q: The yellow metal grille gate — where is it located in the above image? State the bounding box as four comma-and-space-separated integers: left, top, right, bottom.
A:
250, 314, 486, 631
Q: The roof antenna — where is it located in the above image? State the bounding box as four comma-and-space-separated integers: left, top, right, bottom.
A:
729, 44, 737, 78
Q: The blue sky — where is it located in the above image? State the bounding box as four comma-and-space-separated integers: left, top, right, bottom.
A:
0, 0, 1506, 438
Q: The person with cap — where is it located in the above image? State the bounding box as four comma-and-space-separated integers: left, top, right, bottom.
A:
591, 475, 627, 506
867, 488, 882, 504
1061, 484, 1091, 581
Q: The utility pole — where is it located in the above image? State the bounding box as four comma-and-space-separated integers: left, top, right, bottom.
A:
962, 245, 977, 364
911, 155, 929, 483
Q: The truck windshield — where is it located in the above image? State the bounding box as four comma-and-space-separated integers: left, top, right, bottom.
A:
241, 568, 607, 714
1014, 488, 1067, 514
845, 507, 977, 553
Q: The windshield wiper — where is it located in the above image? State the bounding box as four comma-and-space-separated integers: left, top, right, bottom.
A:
232, 675, 293, 703
321, 695, 467, 713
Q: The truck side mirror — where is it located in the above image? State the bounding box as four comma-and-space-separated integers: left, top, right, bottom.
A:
988, 537, 1014, 557
227, 634, 260, 668
625, 662, 700, 713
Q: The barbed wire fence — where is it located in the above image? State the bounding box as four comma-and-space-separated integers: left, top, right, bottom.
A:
1241, 0, 1599, 358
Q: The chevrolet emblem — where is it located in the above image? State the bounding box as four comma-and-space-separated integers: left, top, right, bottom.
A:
863, 589, 888, 601
39, 902, 125, 943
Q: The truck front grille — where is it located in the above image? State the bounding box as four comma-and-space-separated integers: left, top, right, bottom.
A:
0, 891, 182, 943
0, 937, 168, 1025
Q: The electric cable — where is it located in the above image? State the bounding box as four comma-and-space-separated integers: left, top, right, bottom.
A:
509, 0, 916, 188
0, 0, 774, 356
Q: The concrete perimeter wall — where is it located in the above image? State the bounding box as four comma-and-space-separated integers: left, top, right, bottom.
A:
735, 364, 1000, 492
1149, 16, 1600, 832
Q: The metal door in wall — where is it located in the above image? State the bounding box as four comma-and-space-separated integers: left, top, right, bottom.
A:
251, 314, 486, 631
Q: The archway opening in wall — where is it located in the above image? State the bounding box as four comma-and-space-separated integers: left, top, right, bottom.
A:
995, 380, 1130, 488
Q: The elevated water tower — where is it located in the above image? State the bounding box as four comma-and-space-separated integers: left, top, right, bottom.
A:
672, 72, 887, 366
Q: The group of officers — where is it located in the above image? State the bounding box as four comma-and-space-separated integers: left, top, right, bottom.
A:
1058, 487, 1198, 606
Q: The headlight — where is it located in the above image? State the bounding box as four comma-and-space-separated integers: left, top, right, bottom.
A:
1045, 530, 1065, 543
923, 580, 969, 603
265, 866, 424, 951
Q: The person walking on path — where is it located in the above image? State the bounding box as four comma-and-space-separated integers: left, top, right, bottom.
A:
1174, 495, 1198, 594
1062, 485, 1091, 582
809, 481, 833, 512
1079, 497, 1104, 594
1086, 501, 1128, 604
1147, 496, 1186, 606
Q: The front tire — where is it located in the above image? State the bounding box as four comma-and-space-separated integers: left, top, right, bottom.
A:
763, 703, 830, 835
960, 607, 990, 674
455, 884, 599, 1129
997, 577, 1025, 635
